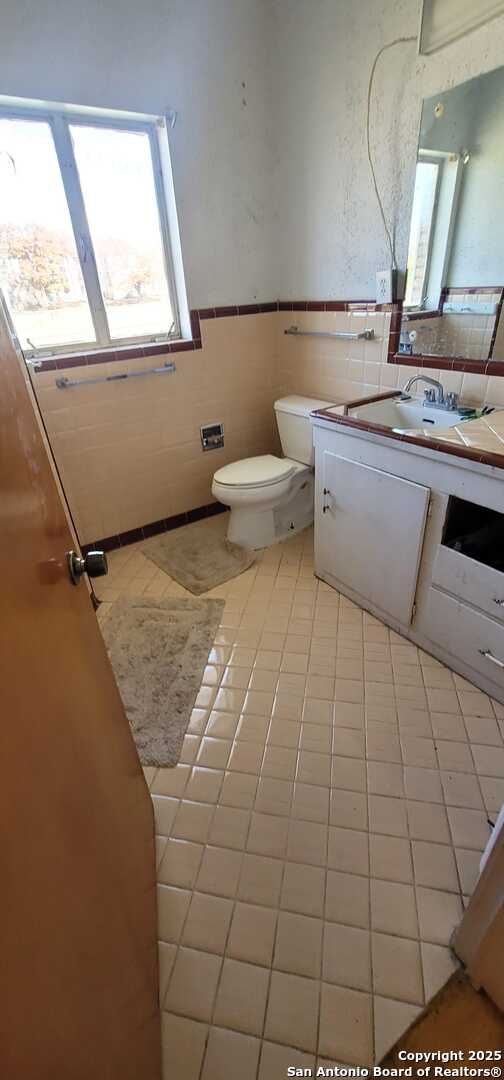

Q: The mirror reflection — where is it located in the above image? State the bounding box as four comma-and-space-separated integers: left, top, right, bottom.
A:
400, 65, 504, 363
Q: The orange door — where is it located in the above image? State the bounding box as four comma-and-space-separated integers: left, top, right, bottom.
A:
0, 307, 161, 1079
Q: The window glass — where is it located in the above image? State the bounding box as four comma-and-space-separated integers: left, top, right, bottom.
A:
70, 124, 174, 340
0, 118, 96, 350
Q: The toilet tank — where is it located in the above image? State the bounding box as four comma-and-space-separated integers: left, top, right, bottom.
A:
274, 395, 337, 465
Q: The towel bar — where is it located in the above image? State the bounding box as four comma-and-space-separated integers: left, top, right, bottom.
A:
55, 360, 176, 389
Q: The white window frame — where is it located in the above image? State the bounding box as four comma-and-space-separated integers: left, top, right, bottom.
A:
404, 155, 441, 310
0, 103, 181, 358
404, 149, 464, 313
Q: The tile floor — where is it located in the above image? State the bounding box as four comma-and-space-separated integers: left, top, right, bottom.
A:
96, 515, 504, 1078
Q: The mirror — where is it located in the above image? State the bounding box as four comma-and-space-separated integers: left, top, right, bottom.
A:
400, 65, 504, 364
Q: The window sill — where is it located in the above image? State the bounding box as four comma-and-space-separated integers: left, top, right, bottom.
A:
27, 336, 201, 372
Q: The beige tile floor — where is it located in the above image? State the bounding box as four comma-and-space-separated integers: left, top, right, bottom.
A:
96, 516, 504, 1077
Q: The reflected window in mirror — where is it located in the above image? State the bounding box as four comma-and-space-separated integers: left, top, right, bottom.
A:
404, 158, 439, 308
405, 158, 438, 308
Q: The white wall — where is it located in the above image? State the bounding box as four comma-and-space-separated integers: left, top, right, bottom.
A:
0, 0, 276, 309
1, 0, 503, 306
273, 0, 504, 300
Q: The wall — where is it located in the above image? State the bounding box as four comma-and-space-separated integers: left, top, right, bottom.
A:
405, 286, 501, 359
273, 0, 504, 300
33, 313, 280, 544
4, 0, 504, 543
0, 0, 281, 543
279, 309, 504, 409
278, 308, 393, 403
2, 0, 503, 306
0, 0, 276, 310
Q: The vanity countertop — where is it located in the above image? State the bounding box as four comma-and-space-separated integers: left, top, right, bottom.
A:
312, 394, 504, 471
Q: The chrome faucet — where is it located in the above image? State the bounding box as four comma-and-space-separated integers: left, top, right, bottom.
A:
400, 374, 459, 410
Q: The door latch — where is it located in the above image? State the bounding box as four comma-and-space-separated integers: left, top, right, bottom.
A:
67, 549, 108, 585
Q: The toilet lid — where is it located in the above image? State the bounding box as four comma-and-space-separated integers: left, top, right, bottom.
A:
214, 455, 296, 489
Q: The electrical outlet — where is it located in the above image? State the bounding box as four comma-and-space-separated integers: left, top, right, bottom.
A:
376, 269, 394, 304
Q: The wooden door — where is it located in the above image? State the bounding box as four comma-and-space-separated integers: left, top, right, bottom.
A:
0, 309, 161, 1079
316, 452, 430, 625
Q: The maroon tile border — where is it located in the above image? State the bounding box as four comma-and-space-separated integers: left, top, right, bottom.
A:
391, 353, 504, 378
28, 294, 503, 377
278, 299, 398, 313
197, 302, 278, 319
489, 290, 504, 360
402, 309, 442, 321
386, 303, 403, 363
31, 335, 203, 373
278, 298, 403, 364
82, 500, 227, 556
441, 285, 503, 295
29, 297, 397, 374
311, 409, 504, 471
30, 303, 281, 373
397, 286, 504, 366
342, 390, 398, 414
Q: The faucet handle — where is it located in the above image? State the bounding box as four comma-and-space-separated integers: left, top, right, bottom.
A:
424, 388, 436, 404
445, 391, 459, 410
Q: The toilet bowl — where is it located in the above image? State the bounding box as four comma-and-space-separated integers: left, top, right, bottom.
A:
211, 395, 336, 548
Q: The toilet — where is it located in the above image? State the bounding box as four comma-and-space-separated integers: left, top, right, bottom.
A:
211, 395, 336, 548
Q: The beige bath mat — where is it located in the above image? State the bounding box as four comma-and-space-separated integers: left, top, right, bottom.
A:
100, 594, 224, 766
142, 524, 256, 595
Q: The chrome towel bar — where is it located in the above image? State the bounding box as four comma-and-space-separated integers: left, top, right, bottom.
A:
55, 360, 176, 390
285, 325, 375, 341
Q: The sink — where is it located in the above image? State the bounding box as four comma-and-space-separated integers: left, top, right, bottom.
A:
347, 396, 477, 432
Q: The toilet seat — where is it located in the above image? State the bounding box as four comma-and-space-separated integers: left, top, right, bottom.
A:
213, 454, 297, 490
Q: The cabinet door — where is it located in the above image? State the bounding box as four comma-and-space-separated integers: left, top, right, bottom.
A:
316, 452, 430, 625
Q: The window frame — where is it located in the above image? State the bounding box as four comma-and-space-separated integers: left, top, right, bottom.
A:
0, 104, 181, 358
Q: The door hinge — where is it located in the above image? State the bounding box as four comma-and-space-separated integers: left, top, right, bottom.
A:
427, 497, 433, 519
412, 601, 417, 618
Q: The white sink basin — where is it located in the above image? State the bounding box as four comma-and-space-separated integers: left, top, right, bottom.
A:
348, 396, 476, 432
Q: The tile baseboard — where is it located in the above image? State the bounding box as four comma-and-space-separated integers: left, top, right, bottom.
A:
82, 501, 227, 556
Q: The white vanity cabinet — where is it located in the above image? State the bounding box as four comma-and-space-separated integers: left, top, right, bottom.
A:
312, 418, 504, 703
317, 450, 430, 625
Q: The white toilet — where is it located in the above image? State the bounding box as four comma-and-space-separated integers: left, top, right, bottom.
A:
212, 395, 336, 548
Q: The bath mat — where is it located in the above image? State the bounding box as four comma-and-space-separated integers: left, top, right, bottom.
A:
142, 524, 256, 595
100, 594, 224, 767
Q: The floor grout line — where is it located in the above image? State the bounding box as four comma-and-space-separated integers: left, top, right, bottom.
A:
103, 522, 504, 1075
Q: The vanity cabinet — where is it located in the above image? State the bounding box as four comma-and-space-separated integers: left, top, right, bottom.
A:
312, 419, 504, 703
317, 450, 430, 626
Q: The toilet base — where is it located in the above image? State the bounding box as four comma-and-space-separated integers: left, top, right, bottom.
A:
227, 473, 314, 549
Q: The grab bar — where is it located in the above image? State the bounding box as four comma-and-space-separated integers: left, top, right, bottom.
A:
285, 325, 375, 341
55, 360, 176, 390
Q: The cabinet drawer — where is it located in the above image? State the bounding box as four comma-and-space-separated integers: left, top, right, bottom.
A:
432, 546, 504, 624
425, 587, 504, 689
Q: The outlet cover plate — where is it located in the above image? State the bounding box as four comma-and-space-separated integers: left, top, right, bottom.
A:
376, 269, 394, 305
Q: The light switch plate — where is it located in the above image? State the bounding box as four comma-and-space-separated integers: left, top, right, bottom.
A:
376, 269, 394, 304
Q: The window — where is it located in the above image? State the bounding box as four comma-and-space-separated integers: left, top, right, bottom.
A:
404, 159, 440, 308
0, 107, 180, 357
